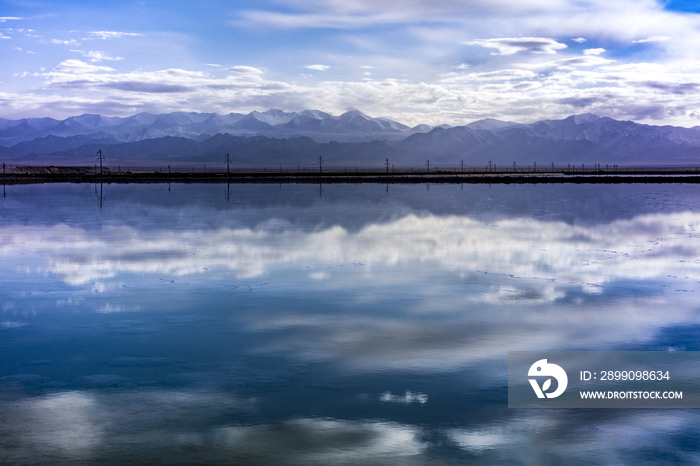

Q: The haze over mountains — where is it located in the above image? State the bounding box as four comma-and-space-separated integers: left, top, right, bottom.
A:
0, 109, 415, 147
2, 109, 700, 168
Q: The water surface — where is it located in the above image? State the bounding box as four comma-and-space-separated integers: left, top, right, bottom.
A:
1, 182, 700, 465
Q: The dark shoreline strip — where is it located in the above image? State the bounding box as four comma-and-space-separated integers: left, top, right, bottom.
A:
3, 172, 700, 185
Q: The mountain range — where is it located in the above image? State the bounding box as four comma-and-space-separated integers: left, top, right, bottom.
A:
2, 110, 700, 168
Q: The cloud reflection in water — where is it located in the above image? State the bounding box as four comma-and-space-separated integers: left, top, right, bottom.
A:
2, 211, 699, 370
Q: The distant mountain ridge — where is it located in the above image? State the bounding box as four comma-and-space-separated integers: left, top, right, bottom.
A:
0, 109, 421, 148
396, 113, 700, 165
2, 110, 700, 167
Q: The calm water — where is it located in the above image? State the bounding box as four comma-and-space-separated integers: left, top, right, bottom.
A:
1, 182, 700, 465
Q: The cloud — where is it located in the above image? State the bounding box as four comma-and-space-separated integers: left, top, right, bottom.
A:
53, 60, 115, 74
464, 37, 567, 55
584, 48, 605, 55
0, 390, 424, 463
51, 39, 81, 45
443, 69, 537, 82
635, 81, 700, 95
516, 55, 613, 70
305, 64, 331, 71
239, 10, 398, 29
632, 36, 671, 44
446, 411, 700, 462
70, 50, 123, 62
87, 31, 143, 40
4, 210, 700, 370
7, 211, 700, 292
43, 67, 211, 95
234, 1, 613, 31
206, 63, 221, 67
98, 82, 193, 93
0, 34, 9, 40
379, 391, 428, 404
0, 16, 22, 22
227, 65, 264, 74
4, 0, 700, 126
4, 36, 700, 127
572, 37, 587, 43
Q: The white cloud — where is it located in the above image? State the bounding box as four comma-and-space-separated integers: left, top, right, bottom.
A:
87, 31, 143, 40
379, 391, 428, 404
53, 60, 115, 74
70, 50, 122, 62
516, 55, 613, 70
238, 1, 624, 30
443, 69, 537, 82
227, 65, 264, 74
0, 58, 694, 126
51, 39, 80, 45
0, 16, 22, 22
4, 211, 700, 369
305, 64, 331, 71
447, 411, 700, 463
464, 37, 567, 55
632, 36, 671, 44
206, 63, 221, 67
584, 48, 605, 55
7, 211, 700, 291
0, 34, 9, 40
0, 387, 425, 462
4, 0, 700, 126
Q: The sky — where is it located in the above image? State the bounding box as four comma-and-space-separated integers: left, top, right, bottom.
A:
1, 0, 700, 126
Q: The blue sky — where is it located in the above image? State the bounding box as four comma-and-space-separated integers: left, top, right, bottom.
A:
2, 0, 700, 126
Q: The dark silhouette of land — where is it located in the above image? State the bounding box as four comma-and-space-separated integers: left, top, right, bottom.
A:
2, 165, 700, 185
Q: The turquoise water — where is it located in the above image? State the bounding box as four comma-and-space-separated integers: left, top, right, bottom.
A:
1, 182, 700, 465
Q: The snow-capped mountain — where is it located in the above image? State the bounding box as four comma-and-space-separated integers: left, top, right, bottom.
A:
2, 111, 700, 167
0, 109, 419, 148
395, 113, 700, 165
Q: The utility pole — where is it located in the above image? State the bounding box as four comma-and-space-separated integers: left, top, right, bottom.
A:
460, 160, 464, 173
96, 149, 105, 175
224, 153, 231, 175
513, 161, 516, 172
426, 159, 430, 173
317, 155, 323, 173
385, 158, 390, 174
